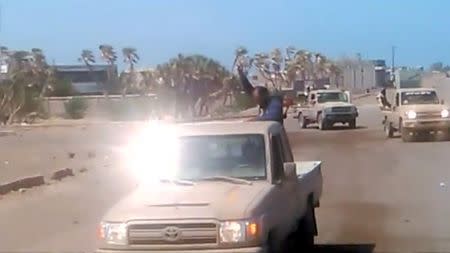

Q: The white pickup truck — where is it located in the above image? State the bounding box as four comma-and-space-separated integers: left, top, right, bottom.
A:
294, 89, 358, 130
97, 121, 323, 253
382, 88, 450, 142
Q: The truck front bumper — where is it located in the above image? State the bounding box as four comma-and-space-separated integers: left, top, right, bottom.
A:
324, 113, 358, 122
403, 118, 450, 131
97, 247, 265, 253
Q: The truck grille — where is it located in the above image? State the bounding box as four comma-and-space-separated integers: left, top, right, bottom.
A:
331, 106, 352, 113
128, 222, 218, 245
416, 112, 441, 119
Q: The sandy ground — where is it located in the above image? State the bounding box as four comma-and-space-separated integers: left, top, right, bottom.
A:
2, 97, 450, 252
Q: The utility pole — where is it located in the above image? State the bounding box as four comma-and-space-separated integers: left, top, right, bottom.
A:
391, 46, 396, 81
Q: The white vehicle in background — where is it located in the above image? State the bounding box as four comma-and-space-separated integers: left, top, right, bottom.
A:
97, 121, 323, 253
382, 88, 450, 142
294, 89, 358, 130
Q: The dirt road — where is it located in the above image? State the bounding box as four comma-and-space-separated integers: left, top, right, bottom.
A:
1, 103, 450, 252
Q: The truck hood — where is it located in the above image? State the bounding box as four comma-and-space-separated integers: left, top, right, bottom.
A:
103, 181, 268, 222
319, 101, 354, 108
400, 104, 447, 113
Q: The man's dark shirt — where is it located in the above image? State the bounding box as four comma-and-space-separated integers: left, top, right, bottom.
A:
238, 70, 284, 124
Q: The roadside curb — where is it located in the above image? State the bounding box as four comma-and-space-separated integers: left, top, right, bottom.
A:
0, 130, 16, 137
353, 93, 374, 100
50, 168, 74, 181
0, 175, 45, 195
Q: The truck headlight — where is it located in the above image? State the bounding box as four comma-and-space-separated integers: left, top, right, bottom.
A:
219, 220, 259, 243
442, 109, 449, 118
98, 222, 128, 245
406, 110, 417, 119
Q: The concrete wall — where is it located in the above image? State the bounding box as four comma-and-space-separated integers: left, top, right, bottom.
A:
43, 94, 159, 120
341, 63, 377, 92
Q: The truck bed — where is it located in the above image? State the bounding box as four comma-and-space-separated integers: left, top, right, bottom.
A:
295, 161, 323, 207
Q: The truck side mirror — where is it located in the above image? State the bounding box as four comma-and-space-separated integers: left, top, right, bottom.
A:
283, 162, 297, 179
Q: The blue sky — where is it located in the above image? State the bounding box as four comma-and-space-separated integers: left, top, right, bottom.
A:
0, 0, 449, 68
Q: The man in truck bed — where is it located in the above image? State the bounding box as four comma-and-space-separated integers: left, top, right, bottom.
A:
237, 66, 284, 124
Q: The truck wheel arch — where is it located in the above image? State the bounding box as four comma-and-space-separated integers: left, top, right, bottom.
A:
316, 111, 322, 121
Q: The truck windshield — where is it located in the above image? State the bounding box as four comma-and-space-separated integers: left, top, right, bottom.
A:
176, 134, 266, 181
401, 91, 439, 105
317, 92, 348, 103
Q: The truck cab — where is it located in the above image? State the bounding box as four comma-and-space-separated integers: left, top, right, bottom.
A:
383, 88, 450, 142
295, 89, 358, 130
96, 121, 323, 253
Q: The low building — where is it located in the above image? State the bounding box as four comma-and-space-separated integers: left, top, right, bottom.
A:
54, 64, 117, 95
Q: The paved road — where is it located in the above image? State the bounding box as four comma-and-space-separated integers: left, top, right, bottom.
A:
2, 102, 450, 252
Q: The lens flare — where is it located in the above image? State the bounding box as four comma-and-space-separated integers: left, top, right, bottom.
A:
124, 121, 180, 185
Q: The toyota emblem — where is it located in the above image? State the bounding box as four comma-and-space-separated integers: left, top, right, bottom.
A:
164, 226, 181, 241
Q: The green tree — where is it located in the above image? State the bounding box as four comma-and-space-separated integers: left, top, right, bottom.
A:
154, 54, 231, 118
0, 48, 53, 124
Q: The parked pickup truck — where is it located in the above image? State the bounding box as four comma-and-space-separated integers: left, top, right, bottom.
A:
382, 87, 450, 142
97, 121, 323, 253
294, 89, 358, 130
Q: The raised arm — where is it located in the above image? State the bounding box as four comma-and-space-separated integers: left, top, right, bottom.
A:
237, 66, 254, 96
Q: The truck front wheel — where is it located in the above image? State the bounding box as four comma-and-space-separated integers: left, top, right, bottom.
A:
318, 114, 329, 130
349, 119, 356, 129
401, 129, 414, 142
298, 113, 308, 129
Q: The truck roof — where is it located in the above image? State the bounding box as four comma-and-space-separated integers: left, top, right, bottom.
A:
397, 87, 436, 92
313, 89, 344, 93
176, 121, 281, 137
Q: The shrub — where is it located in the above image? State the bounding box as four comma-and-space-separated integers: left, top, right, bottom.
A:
64, 97, 88, 119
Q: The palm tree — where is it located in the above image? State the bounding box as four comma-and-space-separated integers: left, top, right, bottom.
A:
80, 49, 95, 67
78, 49, 98, 92
99, 44, 117, 96
122, 47, 139, 72
121, 47, 140, 96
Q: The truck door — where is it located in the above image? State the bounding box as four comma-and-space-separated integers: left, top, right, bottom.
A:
271, 134, 297, 238
280, 129, 304, 221
392, 92, 400, 128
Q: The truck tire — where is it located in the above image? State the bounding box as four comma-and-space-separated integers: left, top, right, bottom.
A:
317, 113, 328, 130
349, 119, 356, 129
298, 113, 308, 129
401, 129, 414, 142
292, 203, 315, 251
384, 122, 394, 138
